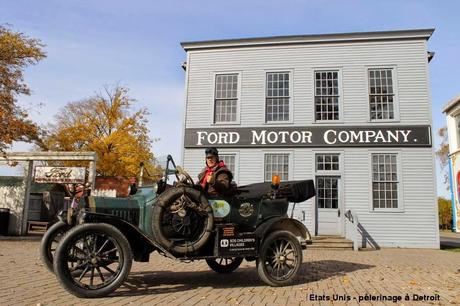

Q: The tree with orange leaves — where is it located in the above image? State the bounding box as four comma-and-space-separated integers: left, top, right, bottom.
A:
42, 85, 162, 179
0, 26, 46, 152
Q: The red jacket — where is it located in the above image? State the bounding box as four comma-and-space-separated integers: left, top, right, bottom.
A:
197, 161, 233, 196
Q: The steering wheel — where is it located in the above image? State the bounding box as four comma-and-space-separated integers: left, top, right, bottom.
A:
175, 166, 195, 186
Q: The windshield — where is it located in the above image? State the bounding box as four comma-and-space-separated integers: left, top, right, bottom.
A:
156, 154, 179, 184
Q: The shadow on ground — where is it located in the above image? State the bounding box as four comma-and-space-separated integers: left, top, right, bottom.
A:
112, 260, 374, 297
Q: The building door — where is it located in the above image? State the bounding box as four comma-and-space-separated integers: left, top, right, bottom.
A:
316, 176, 342, 235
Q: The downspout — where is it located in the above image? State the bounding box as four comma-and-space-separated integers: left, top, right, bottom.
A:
448, 156, 457, 232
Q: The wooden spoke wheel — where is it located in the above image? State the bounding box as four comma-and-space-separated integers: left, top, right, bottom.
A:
53, 223, 132, 298
257, 230, 302, 286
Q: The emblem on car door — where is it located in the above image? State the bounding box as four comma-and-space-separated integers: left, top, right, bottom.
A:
239, 202, 254, 218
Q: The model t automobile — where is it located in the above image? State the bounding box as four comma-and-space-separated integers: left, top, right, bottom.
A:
47, 155, 315, 298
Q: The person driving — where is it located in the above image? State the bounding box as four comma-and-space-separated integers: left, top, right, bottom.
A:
198, 147, 233, 196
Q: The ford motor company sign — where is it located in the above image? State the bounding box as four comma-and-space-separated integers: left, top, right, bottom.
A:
34, 167, 86, 184
184, 126, 431, 148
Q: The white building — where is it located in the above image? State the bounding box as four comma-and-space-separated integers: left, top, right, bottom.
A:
442, 95, 460, 232
180, 29, 439, 248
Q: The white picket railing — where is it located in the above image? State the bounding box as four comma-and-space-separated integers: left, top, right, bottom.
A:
92, 189, 117, 197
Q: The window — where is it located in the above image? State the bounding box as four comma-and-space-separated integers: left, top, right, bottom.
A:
264, 154, 289, 181
372, 154, 398, 209
220, 154, 236, 175
316, 177, 339, 209
369, 68, 395, 120
214, 74, 238, 123
316, 154, 340, 171
266, 72, 290, 122
315, 71, 339, 121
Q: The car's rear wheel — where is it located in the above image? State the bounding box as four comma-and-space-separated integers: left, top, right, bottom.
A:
256, 230, 302, 287
206, 257, 243, 273
40, 221, 71, 273
53, 223, 132, 298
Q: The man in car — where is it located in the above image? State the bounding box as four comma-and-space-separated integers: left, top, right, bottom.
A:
198, 147, 233, 196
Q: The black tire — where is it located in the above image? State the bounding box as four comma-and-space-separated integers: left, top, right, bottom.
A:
152, 186, 213, 254
206, 257, 243, 273
53, 223, 133, 298
257, 230, 303, 287
40, 221, 71, 273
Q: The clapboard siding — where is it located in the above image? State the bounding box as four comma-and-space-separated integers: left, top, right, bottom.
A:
182, 33, 438, 248
342, 148, 438, 248
186, 40, 430, 127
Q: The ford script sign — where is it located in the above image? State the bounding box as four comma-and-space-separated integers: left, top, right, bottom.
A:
184, 126, 431, 148
34, 167, 86, 184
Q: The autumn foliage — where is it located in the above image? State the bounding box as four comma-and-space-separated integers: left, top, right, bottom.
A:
435, 127, 450, 189
0, 26, 45, 152
42, 86, 162, 179
438, 197, 452, 230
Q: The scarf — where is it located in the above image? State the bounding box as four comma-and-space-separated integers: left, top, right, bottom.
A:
200, 160, 226, 188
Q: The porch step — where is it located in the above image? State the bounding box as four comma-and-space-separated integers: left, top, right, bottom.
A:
309, 235, 353, 250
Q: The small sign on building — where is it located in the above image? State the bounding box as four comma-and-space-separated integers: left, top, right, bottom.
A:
34, 167, 86, 184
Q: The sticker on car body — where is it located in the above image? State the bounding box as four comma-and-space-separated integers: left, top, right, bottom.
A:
209, 199, 231, 218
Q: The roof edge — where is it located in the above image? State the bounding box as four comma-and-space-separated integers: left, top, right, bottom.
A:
442, 94, 460, 114
181, 28, 435, 51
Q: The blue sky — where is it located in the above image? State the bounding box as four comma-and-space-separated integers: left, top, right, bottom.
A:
1, 0, 459, 196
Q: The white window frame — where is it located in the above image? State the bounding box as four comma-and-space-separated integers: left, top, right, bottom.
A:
314, 151, 343, 211
313, 68, 344, 123
263, 69, 294, 124
365, 66, 400, 123
211, 71, 242, 125
368, 150, 404, 213
314, 152, 343, 176
262, 150, 293, 182
218, 151, 240, 184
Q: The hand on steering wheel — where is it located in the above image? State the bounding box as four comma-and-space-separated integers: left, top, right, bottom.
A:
175, 166, 195, 186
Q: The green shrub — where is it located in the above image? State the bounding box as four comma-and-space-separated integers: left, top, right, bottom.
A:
438, 197, 452, 230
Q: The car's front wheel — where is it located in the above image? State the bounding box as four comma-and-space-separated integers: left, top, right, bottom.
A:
40, 221, 71, 273
206, 257, 243, 273
53, 223, 133, 298
256, 230, 303, 287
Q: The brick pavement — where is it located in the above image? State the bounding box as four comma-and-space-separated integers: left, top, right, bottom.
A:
0, 240, 459, 305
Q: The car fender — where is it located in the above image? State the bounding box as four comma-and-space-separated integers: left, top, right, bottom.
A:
80, 211, 161, 262
255, 217, 312, 247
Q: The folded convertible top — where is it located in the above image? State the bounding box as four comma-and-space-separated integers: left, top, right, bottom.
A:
237, 180, 316, 203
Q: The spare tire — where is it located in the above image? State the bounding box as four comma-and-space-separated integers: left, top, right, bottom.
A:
152, 186, 213, 254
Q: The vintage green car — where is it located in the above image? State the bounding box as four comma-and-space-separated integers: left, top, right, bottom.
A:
49, 155, 315, 298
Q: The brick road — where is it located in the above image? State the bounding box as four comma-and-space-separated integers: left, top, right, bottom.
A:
0, 240, 459, 305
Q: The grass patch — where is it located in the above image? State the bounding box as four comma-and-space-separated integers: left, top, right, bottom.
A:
440, 245, 460, 252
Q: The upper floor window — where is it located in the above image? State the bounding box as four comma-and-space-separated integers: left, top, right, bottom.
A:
264, 153, 289, 182
372, 153, 399, 209
315, 71, 339, 121
266, 72, 290, 122
214, 74, 238, 123
369, 68, 395, 120
220, 154, 236, 175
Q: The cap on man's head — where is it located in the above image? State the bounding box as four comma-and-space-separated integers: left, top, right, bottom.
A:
205, 147, 219, 158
